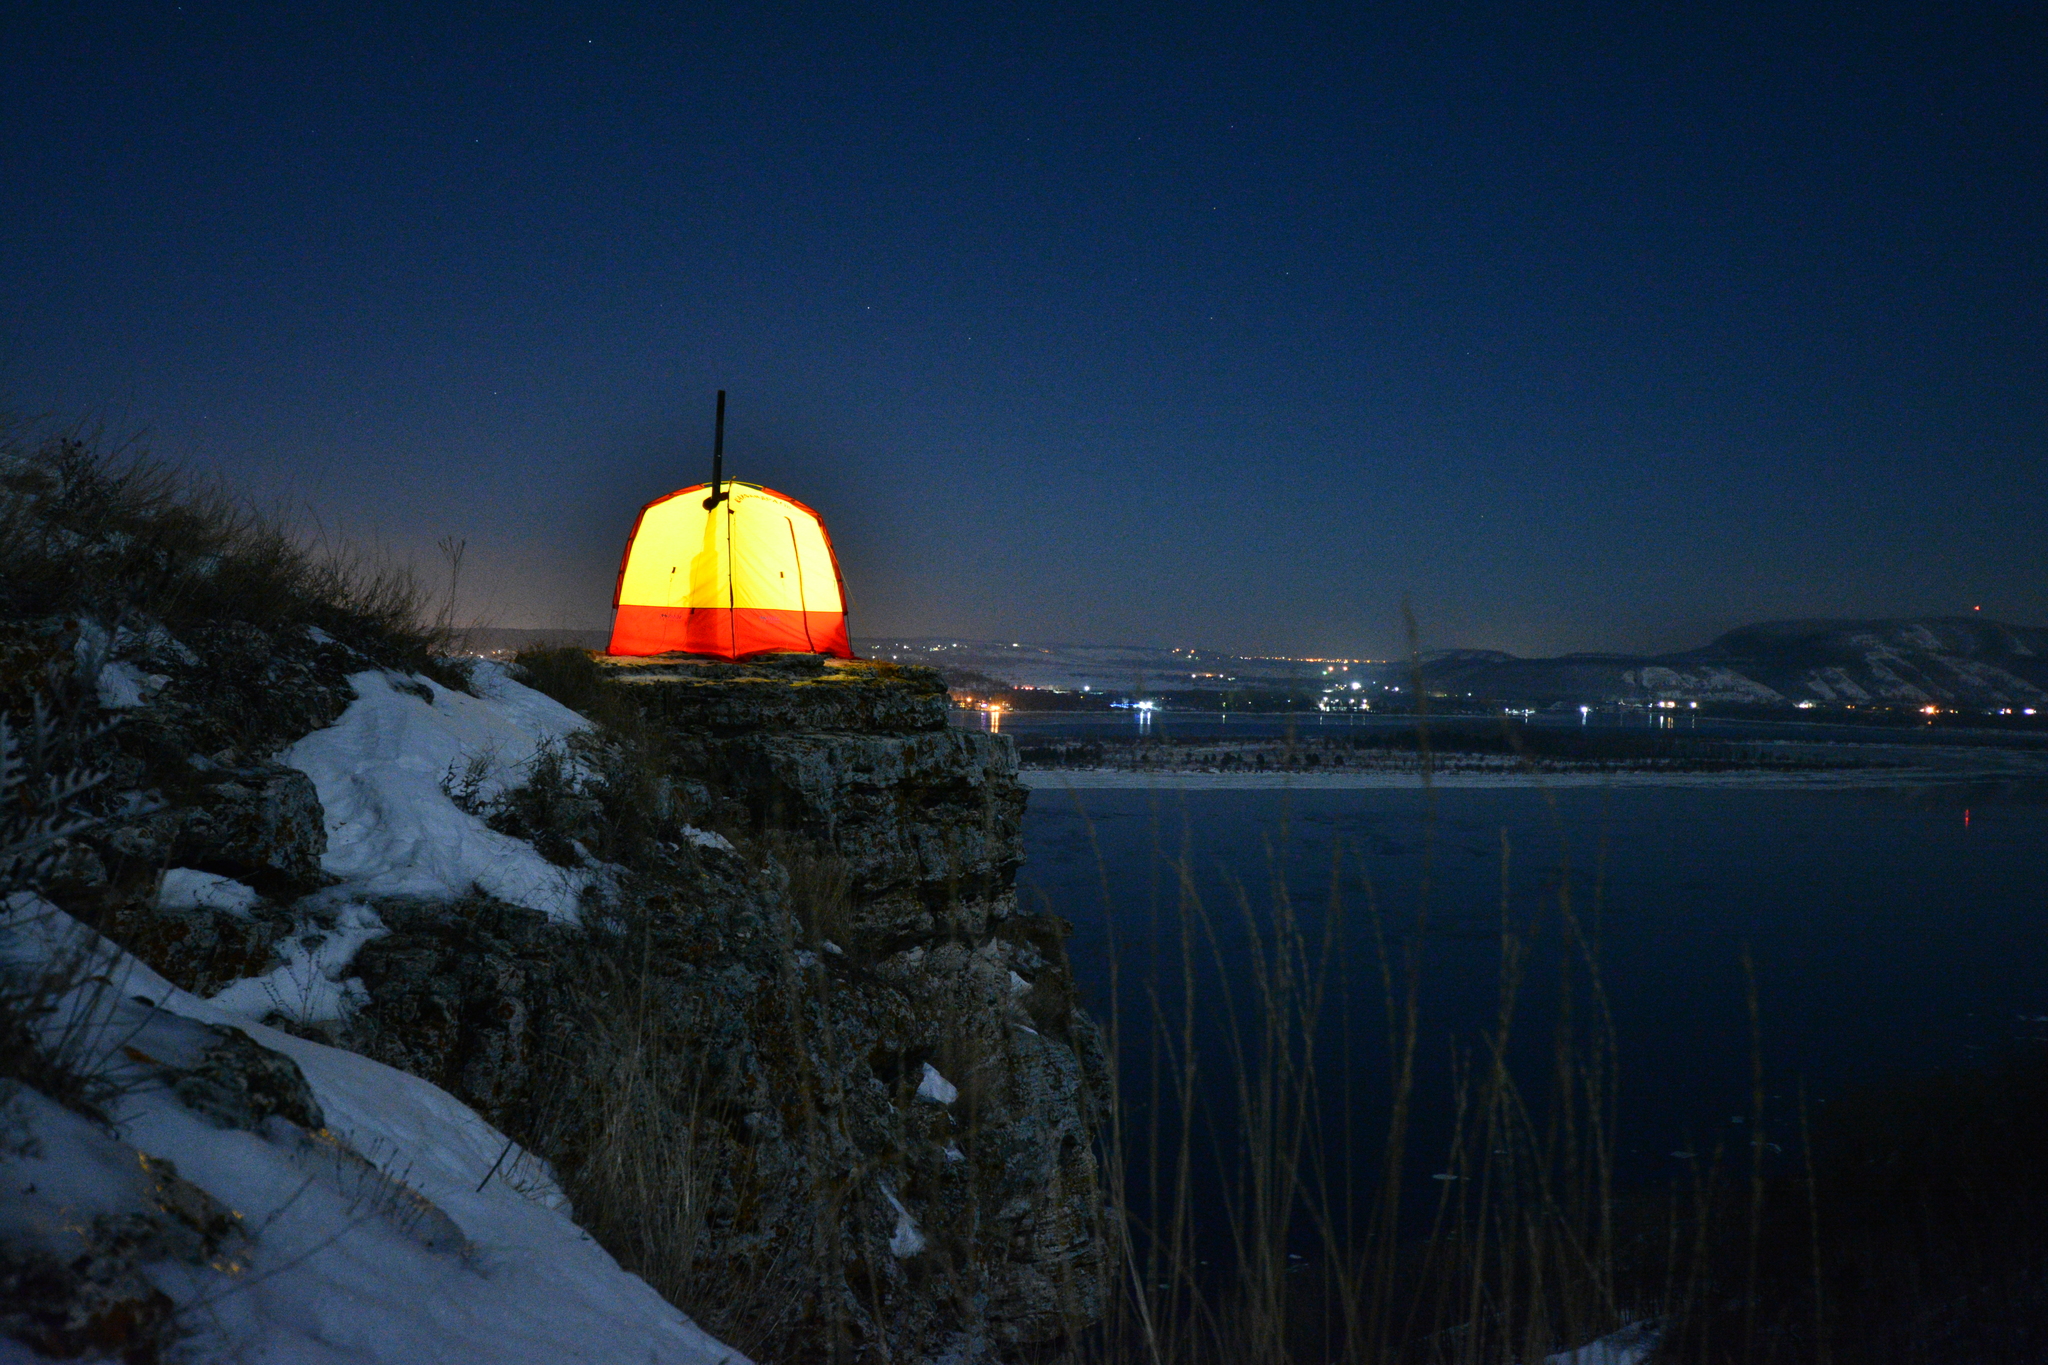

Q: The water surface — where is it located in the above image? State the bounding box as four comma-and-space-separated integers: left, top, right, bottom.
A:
1020, 781, 2048, 1187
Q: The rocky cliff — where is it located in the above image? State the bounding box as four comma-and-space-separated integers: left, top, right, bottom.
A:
16, 607, 1108, 1361
3, 435, 1110, 1362
332, 654, 1112, 1362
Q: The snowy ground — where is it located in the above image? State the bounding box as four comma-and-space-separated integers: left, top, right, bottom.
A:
282, 664, 593, 922
4, 661, 752, 1362
2, 897, 748, 1365
167, 664, 602, 1031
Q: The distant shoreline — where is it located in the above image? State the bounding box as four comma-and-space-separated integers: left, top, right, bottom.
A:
1016, 764, 2048, 791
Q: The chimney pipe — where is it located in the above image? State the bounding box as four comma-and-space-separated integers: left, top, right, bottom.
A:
703, 390, 728, 509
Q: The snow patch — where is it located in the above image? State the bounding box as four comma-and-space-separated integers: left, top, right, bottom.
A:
1, 898, 749, 1364
883, 1185, 927, 1257
1900, 624, 1944, 651
157, 867, 260, 917
1545, 1321, 1660, 1365
917, 1062, 959, 1104
207, 900, 388, 1024
95, 659, 169, 708
283, 666, 593, 921
73, 618, 180, 708
1629, 664, 1783, 703
1802, 666, 1872, 702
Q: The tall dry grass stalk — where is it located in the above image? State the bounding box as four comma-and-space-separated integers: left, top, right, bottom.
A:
517, 905, 808, 1361
1081, 794, 1642, 1365
517, 832, 879, 1362
1075, 618, 1662, 1364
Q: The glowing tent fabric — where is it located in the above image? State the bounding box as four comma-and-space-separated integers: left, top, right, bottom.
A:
607, 481, 853, 659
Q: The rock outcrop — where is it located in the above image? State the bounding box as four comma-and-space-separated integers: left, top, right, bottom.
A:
5, 502, 1109, 1364
271, 653, 1108, 1362
4, 443, 1112, 1361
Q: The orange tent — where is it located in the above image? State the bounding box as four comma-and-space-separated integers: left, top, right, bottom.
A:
606, 479, 853, 659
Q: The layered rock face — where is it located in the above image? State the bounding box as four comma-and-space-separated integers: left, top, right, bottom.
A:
342, 656, 1111, 1363
638, 657, 1107, 1347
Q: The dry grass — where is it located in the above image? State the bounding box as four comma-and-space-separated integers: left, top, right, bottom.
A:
1077, 792, 1646, 1365
1, 423, 463, 680
1072, 766, 2048, 1365
773, 834, 856, 950
505, 832, 861, 1362
1078, 623, 1683, 1362
521, 986, 725, 1300
0, 698, 121, 1122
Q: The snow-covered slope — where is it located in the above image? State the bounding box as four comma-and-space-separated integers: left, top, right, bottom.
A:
282, 663, 592, 922
126, 662, 602, 1032
2, 898, 747, 1365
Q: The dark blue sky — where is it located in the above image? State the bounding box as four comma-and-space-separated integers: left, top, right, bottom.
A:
5, 3, 2043, 656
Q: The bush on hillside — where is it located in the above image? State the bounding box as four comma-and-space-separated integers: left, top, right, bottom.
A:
0, 700, 118, 1124
0, 425, 460, 683
508, 646, 612, 719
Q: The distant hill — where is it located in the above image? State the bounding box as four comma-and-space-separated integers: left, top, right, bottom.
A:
507, 620, 2048, 710
1420, 618, 2048, 709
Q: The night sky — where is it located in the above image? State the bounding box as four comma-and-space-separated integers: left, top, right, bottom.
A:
4, 4, 2043, 657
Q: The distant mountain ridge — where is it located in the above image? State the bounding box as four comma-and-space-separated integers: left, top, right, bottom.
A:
1423, 617, 2048, 709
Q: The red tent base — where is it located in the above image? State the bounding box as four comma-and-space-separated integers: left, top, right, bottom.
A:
607, 604, 852, 659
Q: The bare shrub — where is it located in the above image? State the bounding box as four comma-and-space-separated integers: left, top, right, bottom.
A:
505, 646, 710, 865
0, 698, 118, 1120
509, 646, 613, 719
472, 739, 599, 868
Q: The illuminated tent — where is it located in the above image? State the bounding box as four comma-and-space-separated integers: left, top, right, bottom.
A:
606, 479, 853, 659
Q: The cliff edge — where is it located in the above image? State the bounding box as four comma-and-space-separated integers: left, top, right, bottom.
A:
336, 653, 1112, 1361
1, 437, 1108, 1363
